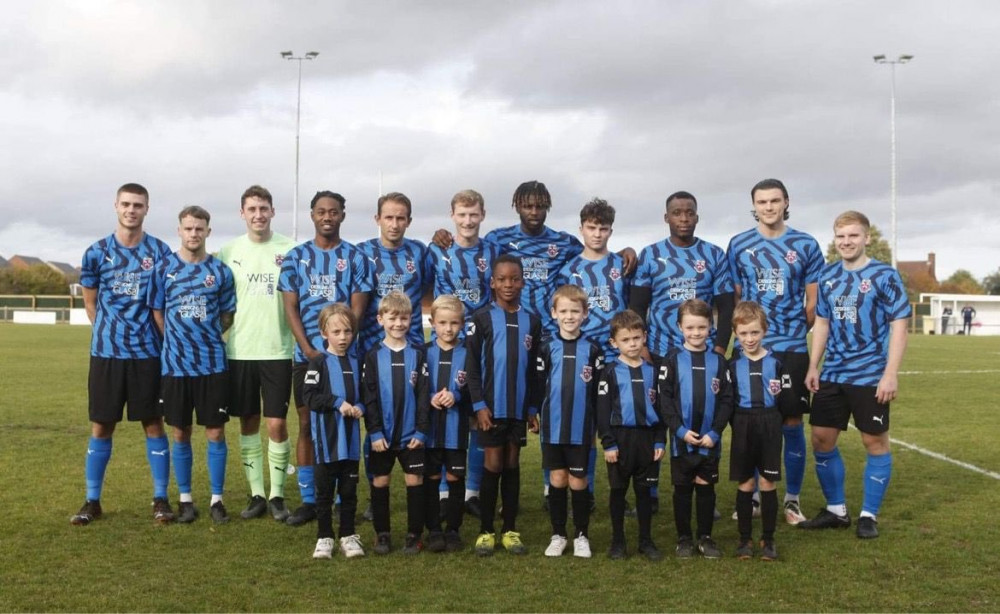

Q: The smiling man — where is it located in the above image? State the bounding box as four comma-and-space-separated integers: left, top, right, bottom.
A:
218, 186, 298, 522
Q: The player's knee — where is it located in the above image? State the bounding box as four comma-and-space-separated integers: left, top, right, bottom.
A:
549, 470, 569, 488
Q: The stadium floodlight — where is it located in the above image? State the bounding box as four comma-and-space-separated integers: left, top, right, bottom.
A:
281, 50, 321, 240
873, 54, 914, 268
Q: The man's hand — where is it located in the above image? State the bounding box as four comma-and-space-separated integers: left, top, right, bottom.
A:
476, 408, 494, 432
875, 373, 899, 405
805, 366, 821, 393
653, 448, 665, 462
527, 414, 539, 434
431, 229, 454, 249
604, 449, 619, 463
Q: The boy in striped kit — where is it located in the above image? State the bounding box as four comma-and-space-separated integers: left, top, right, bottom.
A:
538, 285, 604, 558
361, 291, 431, 555
303, 303, 365, 559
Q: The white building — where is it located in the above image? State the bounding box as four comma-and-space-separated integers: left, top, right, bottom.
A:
919, 293, 1000, 336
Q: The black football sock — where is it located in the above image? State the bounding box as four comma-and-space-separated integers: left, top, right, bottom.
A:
371, 484, 390, 534
635, 485, 653, 542
571, 488, 590, 538
406, 484, 425, 536
549, 486, 568, 537
446, 479, 465, 532
610, 487, 627, 544
695, 483, 716, 537
673, 484, 694, 539
424, 477, 442, 532
500, 467, 521, 533
761, 489, 778, 541
736, 489, 754, 541
479, 469, 500, 534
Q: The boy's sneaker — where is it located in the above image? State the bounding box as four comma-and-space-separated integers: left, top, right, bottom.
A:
445, 530, 464, 552
177, 501, 198, 524
152, 498, 175, 524
675, 536, 695, 559
474, 532, 495, 557
286, 503, 317, 527
268, 497, 289, 522
856, 516, 879, 539
638, 539, 663, 562
573, 534, 592, 558
241, 495, 267, 520
697, 536, 722, 559
544, 534, 568, 557
402, 532, 422, 554
501, 531, 527, 555
340, 534, 366, 558
374, 532, 392, 555
360, 502, 374, 523
313, 537, 334, 559
426, 530, 446, 553
759, 539, 778, 561
784, 500, 807, 525
70, 500, 102, 526
607, 541, 627, 560
732, 499, 761, 520
464, 496, 482, 518
735, 540, 754, 560
798, 509, 851, 530
210, 501, 230, 524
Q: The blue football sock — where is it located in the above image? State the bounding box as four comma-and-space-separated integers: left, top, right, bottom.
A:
85, 437, 112, 501
543, 467, 550, 496
587, 446, 597, 494
207, 439, 227, 496
146, 436, 170, 499
783, 423, 806, 497
466, 430, 484, 495
861, 452, 892, 517
439, 463, 450, 496
173, 441, 193, 496
814, 448, 846, 506
298, 464, 316, 505
362, 437, 374, 484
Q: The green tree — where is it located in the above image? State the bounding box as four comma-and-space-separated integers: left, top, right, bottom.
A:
825, 224, 892, 264
0, 264, 69, 295
982, 268, 1000, 295
939, 269, 985, 295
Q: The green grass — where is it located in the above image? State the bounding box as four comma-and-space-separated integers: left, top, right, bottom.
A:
1, 324, 998, 612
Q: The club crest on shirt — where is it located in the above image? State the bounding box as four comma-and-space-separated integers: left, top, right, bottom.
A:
784, 250, 798, 264
581, 365, 593, 383
409, 370, 418, 386
274, 254, 285, 267
336, 258, 347, 272
768, 379, 782, 395
476, 258, 488, 273
711, 377, 720, 394
141, 257, 154, 271
204, 274, 216, 288
455, 370, 467, 387
609, 267, 621, 281
524, 334, 533, 350
406, 260, 416, 274
859, 279, 872, 293
647, 388, 657, 405
547, 244, 559, 258
693, 260, 706, 273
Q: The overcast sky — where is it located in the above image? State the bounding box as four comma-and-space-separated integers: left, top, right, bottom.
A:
2, 0, 997, 280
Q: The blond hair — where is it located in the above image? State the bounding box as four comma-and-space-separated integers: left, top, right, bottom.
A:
732, 301, 768, 331
430, 294, 465, 319
551, 284, 589, 311
318, 303, 357, 335
378, 290, 412, 316
833, 210, 871, 231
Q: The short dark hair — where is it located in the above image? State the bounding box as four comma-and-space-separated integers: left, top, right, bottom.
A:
178, 205, 211, 224
310, 191, 346, 210
377, 191, 412, 217
512, 180, 551, 210
677, 298, 712, 323
666, 191, 697, 210
579, 198, 615, 226
492, 253, 523, 275
241, 185, 273, 208
116, 183, 148, 199
610, 309, 645, 339
751, 178, 790, 220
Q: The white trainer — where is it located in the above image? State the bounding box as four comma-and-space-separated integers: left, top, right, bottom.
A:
313, 537, 334, 559
340, 534, 366, 558
573, 534, 592, 558
784, 500, 807, 525
544, 534, 568, 557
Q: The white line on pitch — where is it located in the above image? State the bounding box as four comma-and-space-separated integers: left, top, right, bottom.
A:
897, 369, 1000, 375
847, 424, 1000, 480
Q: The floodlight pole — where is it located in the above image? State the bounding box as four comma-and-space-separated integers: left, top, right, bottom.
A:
873, 54, 913, 268
281, 50, 319, 241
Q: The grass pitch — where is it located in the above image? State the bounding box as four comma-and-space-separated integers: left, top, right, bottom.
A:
1, 324, 998, 612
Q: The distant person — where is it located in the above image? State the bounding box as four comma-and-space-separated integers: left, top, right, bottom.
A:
73, 183, 173, 526
940, 306, 953, 335
218, 185, 297, 522
801, 211, 910, 539
961, 305, 976, 335
278, 191, 371, 527
150, 206, 236, 524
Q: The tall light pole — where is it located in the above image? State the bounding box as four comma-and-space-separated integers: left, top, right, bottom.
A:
873, 53, 913, 268
281, 50, 319, 241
